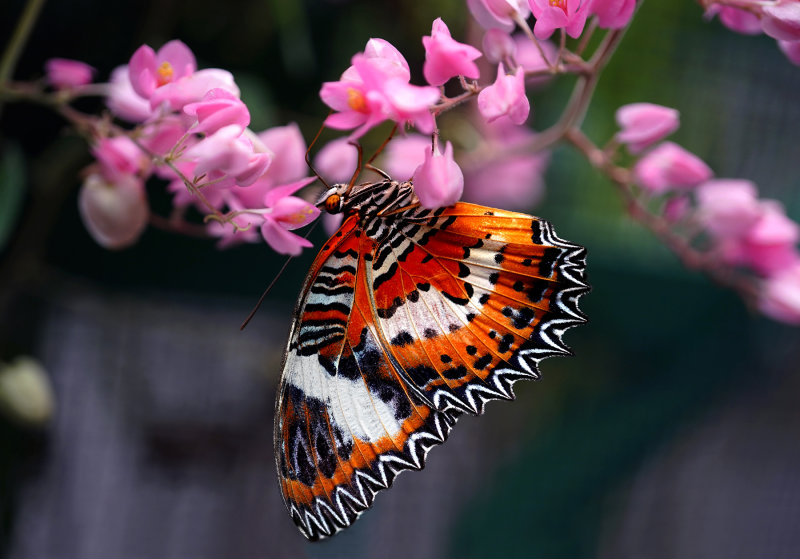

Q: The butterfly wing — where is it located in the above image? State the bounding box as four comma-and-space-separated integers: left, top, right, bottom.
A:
368, 202, 588, 416
275, 203, 588, 541
275, 215, 455, 540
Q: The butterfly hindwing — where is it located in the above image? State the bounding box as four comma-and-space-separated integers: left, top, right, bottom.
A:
275, 194, 588, 541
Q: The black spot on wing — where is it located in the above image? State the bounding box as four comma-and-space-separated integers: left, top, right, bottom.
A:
390, 331, 414, 347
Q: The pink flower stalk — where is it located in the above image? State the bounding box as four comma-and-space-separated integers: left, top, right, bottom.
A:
758, 263, 800, 325
184, 88, 250, 135
422, 18, 482, 86
482, 29, 517, 64
183, 125, 272, 187
477, 63, 530, 125
778, 39, 800, 65
715, 6, 763, 35
313, 138, 360, 184
615, 102, 680, 154
78, 173, 149, 249
320, 41, 440, 138
382, 134, 431, 181
467, 0, 531, 32
412, 140, 464, 208
128, 40, 197, 100
590, 0, 636, 29
45, 58, 94, 90
528, 0, 591, 40
633, 142, 713, 193
106, 65, 152, 122
762, 0, 800, 41
91, 136, 149, 182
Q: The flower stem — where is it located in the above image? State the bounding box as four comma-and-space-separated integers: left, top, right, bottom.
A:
0, 0, 47, 88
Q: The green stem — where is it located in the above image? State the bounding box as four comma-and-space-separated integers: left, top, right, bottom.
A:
0, 0, 47, 86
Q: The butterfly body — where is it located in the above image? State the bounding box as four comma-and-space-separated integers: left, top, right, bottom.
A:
275, 178, 588, 540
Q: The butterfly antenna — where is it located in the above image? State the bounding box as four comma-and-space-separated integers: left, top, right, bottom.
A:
366, 123, 398, 167
305, 113, 331, 189
240, 219, 322, 330
344, 141, 364, 195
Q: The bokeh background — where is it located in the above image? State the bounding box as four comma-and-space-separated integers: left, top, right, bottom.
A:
1, 0, 800, 557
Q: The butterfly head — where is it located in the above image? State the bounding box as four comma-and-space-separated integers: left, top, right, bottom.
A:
316, 184, 349, 214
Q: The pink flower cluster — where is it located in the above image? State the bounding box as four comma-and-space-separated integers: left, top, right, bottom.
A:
467, 0, 636, 39
616, 101, 800, 324
71, 40, 319, 255
705, 0, 800, 65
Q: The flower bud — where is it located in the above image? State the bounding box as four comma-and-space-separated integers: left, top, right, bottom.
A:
45, 58, 94, 90
78, 173, 149, 249
478, 63, 530, 125
422, 18, 482, 86
616, 103, 680, 154
758, 263, 800, 325
633, 142, 712, 193
762, 0, 800, 41
482, 29, 516, 64
0, 357, 54, 427
413, 140, 464, 208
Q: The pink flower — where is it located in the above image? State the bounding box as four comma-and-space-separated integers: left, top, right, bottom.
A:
758, 263, 800, 325
663, 195, 690, 223
78, 173, 149, 249
260, 179, 320, 255
412, 140, 464, 208
477, 63, 530, 125
106, 65, 152, 122
482, 29, 516, 64
313, 138, 360, 184
91, 136, 149, 182
382, 134, 431, 181
422, 18, 482, 86
363, 38, 411, 80
715, 6, 763, 35
184, 88, 250, 135
255, 122, 308, 185
320, 43, 440, 138
633, 142, 713, 193
139, 115, 188, 157
45, 58, 94, 90
738, 201, 800, 275
615, 103, 680, 154
778, 39, 800, 65
762, 0, 800, 41
514, 35, 557, 87
148, 68, 239, 112
128, 40, 197, 100
467, 0, 531, 32
696, 179, 762, 238
462, 120, 549, 210
528, 0, 591, 40
590, 0, 636, 29
183, 125, 272, 187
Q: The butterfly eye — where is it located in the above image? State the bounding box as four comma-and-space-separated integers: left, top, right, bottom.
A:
324, 193, 341, 213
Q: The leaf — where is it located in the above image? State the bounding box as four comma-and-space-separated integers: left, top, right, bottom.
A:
0, 142, 26, 252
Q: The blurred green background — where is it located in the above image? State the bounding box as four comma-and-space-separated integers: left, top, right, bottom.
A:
1, 0, 799, 558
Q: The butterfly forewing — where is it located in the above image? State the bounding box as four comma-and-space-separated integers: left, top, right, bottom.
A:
275, 184, 588, 541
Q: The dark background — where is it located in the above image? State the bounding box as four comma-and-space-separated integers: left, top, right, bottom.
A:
1, 0, 800, 557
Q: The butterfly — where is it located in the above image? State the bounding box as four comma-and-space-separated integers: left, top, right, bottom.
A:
274, 174, 589, 541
